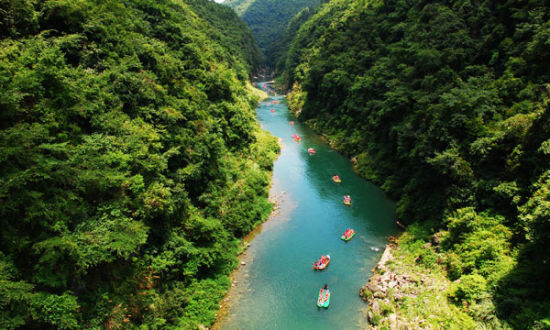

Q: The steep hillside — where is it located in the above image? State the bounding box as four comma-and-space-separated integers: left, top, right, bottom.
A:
225, 0, 320, 67
270, 6, 318, 75
223, 0, 255, 16
283, 0, 550, 327
0, 0, 277, 328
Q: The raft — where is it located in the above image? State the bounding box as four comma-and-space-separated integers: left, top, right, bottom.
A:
313, 254, 331, 270
343, 195, 352, 206
317, 288, 330, 308
292, 133, 301, 142
308, 148, 316, 155
290, 121, 295, 125
332, 175, 341, 183
341, 229, 355, 241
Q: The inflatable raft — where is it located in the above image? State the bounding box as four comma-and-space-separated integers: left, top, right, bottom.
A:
292, 133, 301, 142
313, 254, 331, 270
341, 229, 355, 241
308, 148, 316, 155
332, 175, 341, 183
343, 195, 352, 206
317, 288, 330, 308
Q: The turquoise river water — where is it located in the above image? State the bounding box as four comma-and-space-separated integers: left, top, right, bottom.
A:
214, 82, 396, 329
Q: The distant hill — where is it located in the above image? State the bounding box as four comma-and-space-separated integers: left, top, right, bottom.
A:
223, 0, 255, 16
224, 0, 320, 67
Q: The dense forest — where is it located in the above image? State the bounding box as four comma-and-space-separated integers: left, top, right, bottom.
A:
281, 0, 550, 327
0, 0, 279, 328
224, 0, 320, 68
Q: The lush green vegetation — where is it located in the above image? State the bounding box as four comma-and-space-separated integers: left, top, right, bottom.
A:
0, 0, 278, 328
269, 6, 318, 75
224, 0, 320, 68
223, 0, 256, 16
282, 0, 550, 327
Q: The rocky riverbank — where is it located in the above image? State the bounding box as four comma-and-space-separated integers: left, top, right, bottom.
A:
359, 233, 475, 329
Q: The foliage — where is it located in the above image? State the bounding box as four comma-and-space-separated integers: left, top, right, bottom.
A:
0, 0, 277, 328
225, 0, 320, 68
449, 274, 488, 304
372, 230, 478, 329
281, 0, 550, 327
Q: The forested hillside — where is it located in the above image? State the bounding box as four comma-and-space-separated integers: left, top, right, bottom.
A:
224, 0, 320, 68
0, 0, 278, 328
282, 0, 550, 327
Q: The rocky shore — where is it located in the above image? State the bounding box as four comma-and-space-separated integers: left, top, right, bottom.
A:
359, 238, 450, 329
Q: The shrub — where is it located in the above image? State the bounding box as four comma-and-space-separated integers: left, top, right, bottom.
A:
449, 274, 488, 304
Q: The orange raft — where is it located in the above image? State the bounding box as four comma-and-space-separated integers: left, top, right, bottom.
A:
313, 254, 331, 270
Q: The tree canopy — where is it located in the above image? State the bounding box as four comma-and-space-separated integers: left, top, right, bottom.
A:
281, 0, 550, 327
0, 0, 277, 328
224, 0, 320, 68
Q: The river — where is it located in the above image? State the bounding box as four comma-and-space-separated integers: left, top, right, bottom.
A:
214, 82, 396, 329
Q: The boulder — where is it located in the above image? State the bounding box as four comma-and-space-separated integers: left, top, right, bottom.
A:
366, 282, 381, 293
371, 300, 380, 314
374, 291, 386, 299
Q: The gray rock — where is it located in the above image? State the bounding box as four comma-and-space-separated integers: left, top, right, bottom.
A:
366, 282, 381, 293
372, 300, 380, 314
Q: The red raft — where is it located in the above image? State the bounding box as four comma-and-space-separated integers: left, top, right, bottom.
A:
308, 148, 316, 155
292, 133, 301, 142
313, 254, 331, 270
341, 229, 355, 241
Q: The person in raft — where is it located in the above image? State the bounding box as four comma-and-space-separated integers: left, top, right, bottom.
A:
324, 284, 328, 290
317, 255, 327, 267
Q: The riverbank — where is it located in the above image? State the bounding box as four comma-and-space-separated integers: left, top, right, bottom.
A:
360, 231, 477, 328
212, 174, 296, 329
211, 86, 287, 329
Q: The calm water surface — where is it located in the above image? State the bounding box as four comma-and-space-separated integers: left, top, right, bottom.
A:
217, 82, 396, 329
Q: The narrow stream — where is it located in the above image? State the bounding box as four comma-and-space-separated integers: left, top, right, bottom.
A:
215, 82, 396, 329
